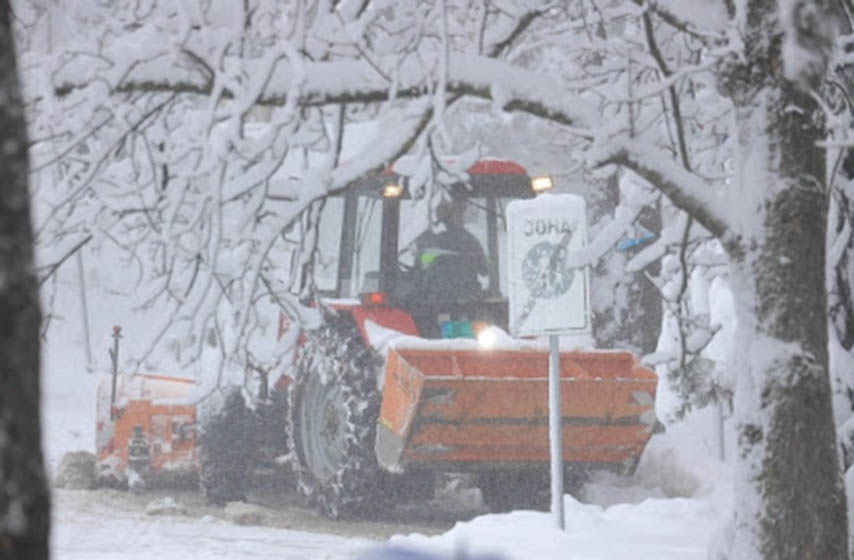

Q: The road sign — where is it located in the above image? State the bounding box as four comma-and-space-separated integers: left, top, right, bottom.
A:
507, 194, 590, 337
506, 193, 591, 531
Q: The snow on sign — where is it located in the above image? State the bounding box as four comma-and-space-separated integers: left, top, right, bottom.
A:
507, 193, 590, 337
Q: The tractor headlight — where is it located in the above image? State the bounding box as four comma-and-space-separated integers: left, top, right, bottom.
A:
383, 180, 404, 198
477, 328, 498, 349
475, 324, 513, 350
531, 175, 553, 193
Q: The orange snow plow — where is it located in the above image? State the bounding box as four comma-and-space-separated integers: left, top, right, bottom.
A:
95, 373, 198, 487
376, 347, 657, 472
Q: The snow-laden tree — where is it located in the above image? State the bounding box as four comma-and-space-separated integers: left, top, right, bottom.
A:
0, 2, 49, 557
593, 2, 848, 557
14, 0, 854, 557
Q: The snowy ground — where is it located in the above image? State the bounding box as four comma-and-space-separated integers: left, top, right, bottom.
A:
53, 489, 373, 560
52, 482, 728, 560
392, 492, 727, 560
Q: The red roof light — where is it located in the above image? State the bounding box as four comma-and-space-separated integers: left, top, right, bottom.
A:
362, 292, 389, 306
383, 159, 528, 176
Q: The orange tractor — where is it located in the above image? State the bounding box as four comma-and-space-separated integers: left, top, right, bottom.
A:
95, 159, 659, 517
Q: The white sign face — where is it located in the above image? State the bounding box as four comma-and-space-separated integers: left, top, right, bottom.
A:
507, 193, 590, 337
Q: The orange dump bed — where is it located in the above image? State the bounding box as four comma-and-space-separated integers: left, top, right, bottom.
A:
376, 347, 657, 472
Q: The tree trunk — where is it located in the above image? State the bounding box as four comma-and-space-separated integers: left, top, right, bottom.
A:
0, 2, 50, 558
721, 2, 847, 557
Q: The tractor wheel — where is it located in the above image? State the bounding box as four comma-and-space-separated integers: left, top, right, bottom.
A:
199, 390, 254, 506
288, 314, 388, 518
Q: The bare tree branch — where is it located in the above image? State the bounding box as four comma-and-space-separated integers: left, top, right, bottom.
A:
37, 234, 93, 286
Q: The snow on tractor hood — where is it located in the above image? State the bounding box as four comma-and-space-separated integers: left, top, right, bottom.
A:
365, 319, 601, 390
365, 318, 596, 355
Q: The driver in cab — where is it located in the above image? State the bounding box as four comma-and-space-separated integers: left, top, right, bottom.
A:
411, 197, 488, 302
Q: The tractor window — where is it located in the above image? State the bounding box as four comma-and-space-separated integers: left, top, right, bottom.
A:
314, 195, 383, 297
351, 197, 382, 294
398, 199, 430, 269
398, 196, 501, 296
314, 197, 343, 293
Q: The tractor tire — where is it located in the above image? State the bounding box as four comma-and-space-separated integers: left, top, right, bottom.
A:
199, 390, 254, 506
288, 313, 388, 519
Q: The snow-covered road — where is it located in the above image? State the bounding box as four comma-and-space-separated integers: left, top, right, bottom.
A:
52, 489, 374, 560
52, 474, 728, 560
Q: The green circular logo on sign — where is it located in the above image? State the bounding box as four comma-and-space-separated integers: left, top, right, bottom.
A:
521, 241, 574, 299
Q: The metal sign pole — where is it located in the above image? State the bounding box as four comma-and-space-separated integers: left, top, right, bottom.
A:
549, 334, 564, 529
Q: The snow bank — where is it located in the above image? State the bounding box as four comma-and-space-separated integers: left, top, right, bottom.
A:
383, 419, 732, 560
388, 491, 724, 560
393, 391, 733, 558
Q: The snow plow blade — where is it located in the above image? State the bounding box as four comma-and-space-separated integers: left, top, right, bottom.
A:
376, 347, 657, 472
95, 374, 198, 486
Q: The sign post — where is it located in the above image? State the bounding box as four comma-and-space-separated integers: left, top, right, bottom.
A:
548, 333, 563, 528
507, 193, 590, 530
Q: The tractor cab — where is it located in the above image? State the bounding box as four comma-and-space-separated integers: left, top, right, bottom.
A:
313, 159, 545, 338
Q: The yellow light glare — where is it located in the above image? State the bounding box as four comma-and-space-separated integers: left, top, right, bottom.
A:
477, 327, 498, 350
531, 175, 553, 193
383, 182, 404, 198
